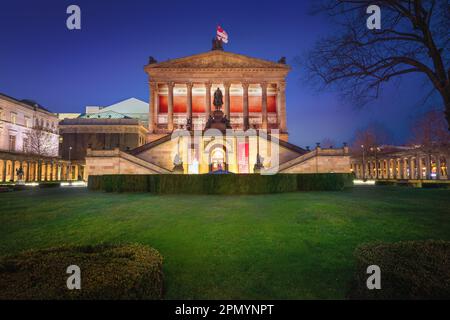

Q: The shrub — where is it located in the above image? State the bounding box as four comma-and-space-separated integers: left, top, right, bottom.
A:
422, 182, 450, 189
38, 182, 61, 188
297, 173, 353, 191
0, 244, 164, 300
88, 173, 353, 194
347, 240, 450, 299
375, 180, 396, 186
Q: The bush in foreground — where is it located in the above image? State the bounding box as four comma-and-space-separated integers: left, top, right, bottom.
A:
348, 240, 450, 299
88, 173, 353, 194
0, 244, 163, 300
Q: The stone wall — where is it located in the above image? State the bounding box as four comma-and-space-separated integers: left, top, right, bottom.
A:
85, 148, 168, 179
281, 155, 351, 173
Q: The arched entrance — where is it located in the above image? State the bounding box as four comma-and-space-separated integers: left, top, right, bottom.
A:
209, 145, 228, 172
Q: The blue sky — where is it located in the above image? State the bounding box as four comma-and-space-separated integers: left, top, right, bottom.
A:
0, 0, 441, 147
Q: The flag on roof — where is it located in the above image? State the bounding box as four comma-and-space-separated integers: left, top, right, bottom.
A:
216, 25, 228, 44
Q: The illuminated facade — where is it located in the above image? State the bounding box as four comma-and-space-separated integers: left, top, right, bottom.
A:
0, 93, 69, 182
351, 145, 449, 180
85, 46, 351, 177
145, 49, 288, 141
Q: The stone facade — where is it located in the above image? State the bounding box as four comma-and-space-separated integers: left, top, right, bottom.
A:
145, 49, 289, 141
84, 47, 351, 177
85, 148, 170, 179
0, 93, 68, 182
59, 118, 148, 162
280, 147, 351, 174
351, 145, 449, 180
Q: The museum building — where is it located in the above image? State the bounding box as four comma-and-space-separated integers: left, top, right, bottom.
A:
84, 43, 351, 177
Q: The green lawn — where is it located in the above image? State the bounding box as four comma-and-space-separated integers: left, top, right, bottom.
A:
1, 186, 449, 299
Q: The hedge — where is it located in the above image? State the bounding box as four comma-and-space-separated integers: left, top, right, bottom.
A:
88, 173, 353, 194
347, 240, 450, 299
0, 244, 163, 300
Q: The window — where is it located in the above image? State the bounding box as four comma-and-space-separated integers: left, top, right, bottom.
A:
23, 138, 28, 152
25, 116, 31, 128
11, 113, 17, 125
9, 135, 16, 151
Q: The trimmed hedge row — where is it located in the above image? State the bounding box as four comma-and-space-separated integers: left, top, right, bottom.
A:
375, 180, 450, 189
0, 244, 163, 300
88, 173, 353, 194
347, 240, 450, 299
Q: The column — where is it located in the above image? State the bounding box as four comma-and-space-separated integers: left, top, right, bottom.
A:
26, 161, 30, 181
154, 84, 159, 130
205, 82, 212, 120
413, 157, 418, 179
224, 82, 231, 120
1, 160, 6, 182
148, 82, 156, 133
277, 82, 287, 132
167, 82, 174, 131
436, 155, 441, 180
399, 158, 404, 179
446, 155, 450, 179
186, 82, 193, 124
393, 159, 398, 179
57, 163, 61, 181
366, 162, 369, 179
409, 158, 415, 179
386, 159, 391, 179
261, 82, 268, 130
49, 162, 54, 181
425, 155, 431, 179
11, 160, 16, 182
242, 82, 249, 130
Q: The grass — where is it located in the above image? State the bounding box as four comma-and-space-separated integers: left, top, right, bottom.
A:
1, 186, 449, 299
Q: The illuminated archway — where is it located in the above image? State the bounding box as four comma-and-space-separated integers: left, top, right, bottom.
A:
209, 144, 228, 172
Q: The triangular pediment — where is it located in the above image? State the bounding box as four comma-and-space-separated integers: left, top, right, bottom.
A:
146, 50, 289, 70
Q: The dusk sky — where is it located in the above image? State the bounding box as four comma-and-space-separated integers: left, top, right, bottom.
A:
0, 0, 442, 147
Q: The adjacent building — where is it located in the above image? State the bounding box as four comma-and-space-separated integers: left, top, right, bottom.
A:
58, 98, 149, 178
0, 93, 68, 182
351, 144, 449, 180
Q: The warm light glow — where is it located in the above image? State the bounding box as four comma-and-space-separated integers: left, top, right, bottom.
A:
353, 179, 376, 185
61, 181, 87, 187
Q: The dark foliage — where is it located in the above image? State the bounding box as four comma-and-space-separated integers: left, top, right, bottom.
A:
88, 173, 354, 194
0, 244, 164, 300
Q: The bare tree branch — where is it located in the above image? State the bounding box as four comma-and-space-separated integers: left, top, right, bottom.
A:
304, 0, 450, 129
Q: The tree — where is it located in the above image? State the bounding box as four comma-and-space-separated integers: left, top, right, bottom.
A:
26, 126, 58, 157
305, 0, 450, 129
351, 122, 392, 154
410, 109, 450, 148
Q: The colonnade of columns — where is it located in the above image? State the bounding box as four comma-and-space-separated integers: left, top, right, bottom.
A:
148, 81, 287, 133
352, 154, 449, 180
0, 158, 81, 183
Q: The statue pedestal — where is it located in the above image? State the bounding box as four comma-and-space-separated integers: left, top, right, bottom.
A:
205, 110, 231, 131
